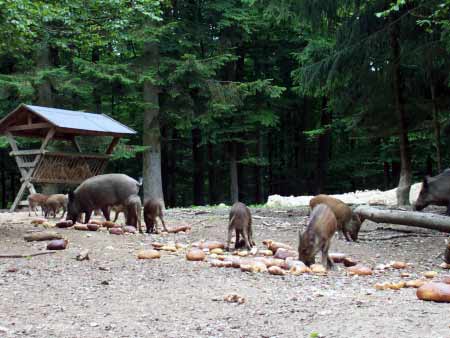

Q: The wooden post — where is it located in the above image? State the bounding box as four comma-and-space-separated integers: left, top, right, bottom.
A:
6, 128, 55, 211
105, 137, 120, 154
71, 137, 82, 152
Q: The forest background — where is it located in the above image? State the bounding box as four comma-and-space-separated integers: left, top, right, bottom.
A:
0, 0, 449, 208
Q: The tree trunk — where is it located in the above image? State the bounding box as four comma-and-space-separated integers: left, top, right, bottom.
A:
383, 161, 391, 190
208, 143, 217, 205
237, 142, 245, 201
390, 20, 412, 206
92, 47, 102, 113
229, 142, 239, 203
36, 40, 52, 106
192, 127, 204, 205
354, 205, 450, 233
37, 39, 57, 195
142, 41, 164, 207
1, 150, 6, 209
254, 131, 264, 204
430, 81, 442, 173
315, 98, 332, 194
168, 128, 177, 207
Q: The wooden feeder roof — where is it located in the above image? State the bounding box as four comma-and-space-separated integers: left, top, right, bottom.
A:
0, 104, 137, 139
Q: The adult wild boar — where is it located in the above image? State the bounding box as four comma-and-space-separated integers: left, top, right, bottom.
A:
298, 203, 337, 269
309, 194, 361, 241
66, 174, 141, 224
415, 169, 450, 215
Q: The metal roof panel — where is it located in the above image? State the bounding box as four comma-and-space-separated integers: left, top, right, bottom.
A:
25, 105, 137, 135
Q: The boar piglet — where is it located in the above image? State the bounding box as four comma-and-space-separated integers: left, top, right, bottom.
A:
67, 173, 141, 224
45, 194, 68, 218
125, 195, 142, 233
298, 203, 337, 269
27, 193, 49, 216
310, 194, 362, 241
226, 202, 255, 251
143, 198, 167, 234
415, 169, 450, 215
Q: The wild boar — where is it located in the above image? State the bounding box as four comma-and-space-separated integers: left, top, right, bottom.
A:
415, 169, 450, 215
309, 194, 361, 241
298, 203, 337, 269
66, 174, 141, 224
27, 193, 49, 216
45, 194, 68, 218
226, 202, 255, 251
124, 195, 142, 233
143, 198, 167, 234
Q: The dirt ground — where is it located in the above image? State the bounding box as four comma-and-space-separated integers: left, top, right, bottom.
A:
1, 206, 450, 338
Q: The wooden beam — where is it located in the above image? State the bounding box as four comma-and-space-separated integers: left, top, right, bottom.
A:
7, 122, 53, 132
9, 149, 43, 156
105, 137, 120, 154
71, 137, 82, 152
40, 128, 55, 151
10, 181, 29, 212
4, 131, 28, 179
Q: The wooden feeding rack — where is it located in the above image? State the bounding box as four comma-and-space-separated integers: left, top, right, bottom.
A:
0, 104, 137, 211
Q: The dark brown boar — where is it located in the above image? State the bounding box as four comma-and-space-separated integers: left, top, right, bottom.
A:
143, 198, 167, 234
27, 193, 49, 216
66, 174, 141, 224
415, 169, 450, 215
226, 202, 255, 251
309, 194, 361, 241
298, 203, 337, 269
44, 194, 68, 218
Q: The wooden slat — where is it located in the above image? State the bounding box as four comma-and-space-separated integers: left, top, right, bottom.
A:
18, 162, 38, 168
44, 151, 111, 160
31, 178, 84, 185
7, 122, 53, 131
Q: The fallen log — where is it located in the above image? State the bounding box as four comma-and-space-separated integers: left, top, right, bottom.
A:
354, 206, 450, 233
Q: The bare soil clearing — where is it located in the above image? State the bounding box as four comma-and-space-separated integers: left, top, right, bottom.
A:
1, 207, 449, 338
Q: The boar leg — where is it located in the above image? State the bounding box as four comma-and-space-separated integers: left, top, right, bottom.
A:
159, 214, 168, 232
137, 211, 143, 234
321, 241, 334, 269
242, 227, 252, 250
113, 211, 120, 223
234, 229, 241, 249
101, 207, 110, 221
84, 210, 92, 224
342, 229, 351, 242
226, 226, 234, 251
